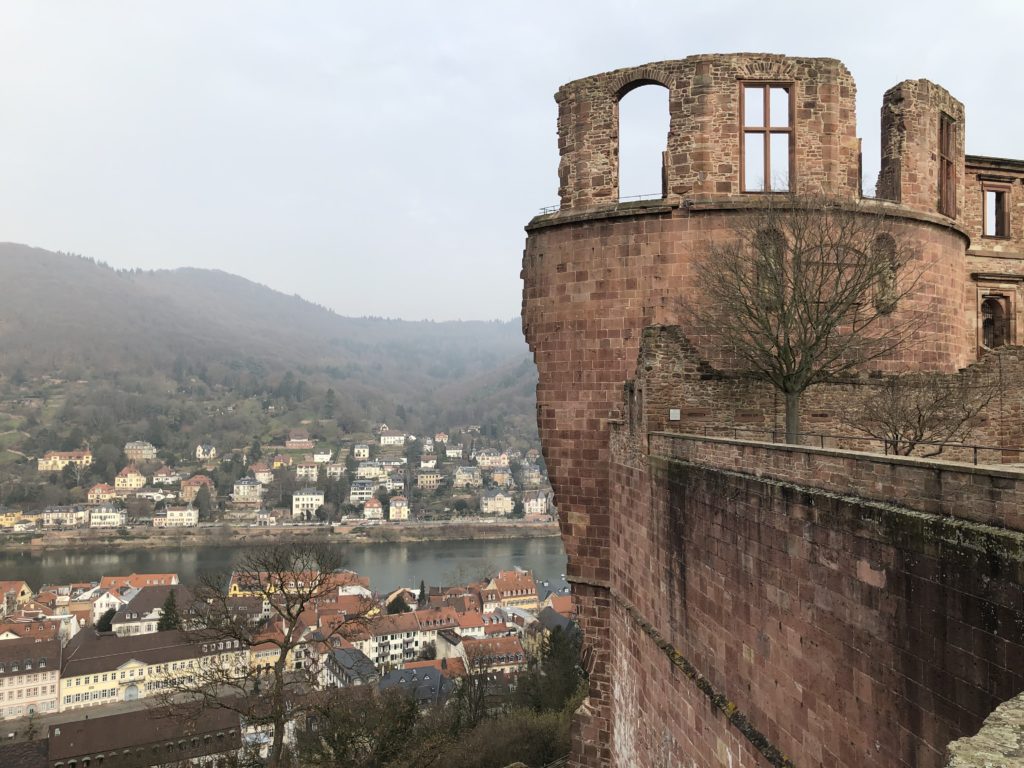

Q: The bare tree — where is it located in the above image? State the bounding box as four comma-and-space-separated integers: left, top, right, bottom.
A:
845, 372, 998, 456
155, 542, 373, 768
686, 195, 925, 443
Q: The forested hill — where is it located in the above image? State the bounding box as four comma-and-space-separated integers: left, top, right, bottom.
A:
0, 243, 537, 433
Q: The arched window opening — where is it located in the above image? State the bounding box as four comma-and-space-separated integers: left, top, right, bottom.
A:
872, 234, 898, 314
617, 84, 669, 202
982, 296, 1010, 349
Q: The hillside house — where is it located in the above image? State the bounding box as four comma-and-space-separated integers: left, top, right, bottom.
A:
480, 489, 514, 516
292, 488, 325, 519
37, 450, 92, 472
123, 440, 158, 462
180, 474, 216, 503
114, 464, 146, 492
286, 429, 315, 450
232, 477, 264, 505
151, 465, 181, 485
87, 483, 117, 503
416, 469, 443, 490
195, 444, 217, 461
296, 461, 319, 481
363, 497, 384, 520
379, 429, 406, 447
389, 496, 410, 521
353, 444, 370, 460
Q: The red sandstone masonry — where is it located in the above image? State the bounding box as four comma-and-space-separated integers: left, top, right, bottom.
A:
648, 434, 1024, 531
607, 427, 1024, 768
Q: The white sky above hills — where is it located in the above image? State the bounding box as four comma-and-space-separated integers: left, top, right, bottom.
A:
0, 1, 1020, 320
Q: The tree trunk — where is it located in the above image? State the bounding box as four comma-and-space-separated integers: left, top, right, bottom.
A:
784, 391, 801, 445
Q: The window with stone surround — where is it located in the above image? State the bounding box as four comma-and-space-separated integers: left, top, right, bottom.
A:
981, 295, 1011, 349
982, 182, 1010, 238
939, 113, 957, 217
741, 83, 793, 192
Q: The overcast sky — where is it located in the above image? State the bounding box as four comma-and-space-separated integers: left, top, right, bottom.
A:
1, 2, 1021, 321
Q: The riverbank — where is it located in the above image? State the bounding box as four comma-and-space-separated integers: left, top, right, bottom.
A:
0, 519, 561, 553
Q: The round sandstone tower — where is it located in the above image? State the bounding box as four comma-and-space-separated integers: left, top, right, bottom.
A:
522, 54, 976, 767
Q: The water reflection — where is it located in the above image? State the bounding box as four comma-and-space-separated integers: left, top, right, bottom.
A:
0, 537, 568, 593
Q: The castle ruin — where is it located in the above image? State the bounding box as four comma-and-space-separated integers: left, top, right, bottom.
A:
522, 54, 1024, 767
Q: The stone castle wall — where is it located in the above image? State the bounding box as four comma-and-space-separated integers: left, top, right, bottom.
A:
604, 427, 1024, 768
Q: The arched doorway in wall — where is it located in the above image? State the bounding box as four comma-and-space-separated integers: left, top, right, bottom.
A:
616, 82, 669, 202
124, 684, 139, 701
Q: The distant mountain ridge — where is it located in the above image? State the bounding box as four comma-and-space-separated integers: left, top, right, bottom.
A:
0, 243, 537, 431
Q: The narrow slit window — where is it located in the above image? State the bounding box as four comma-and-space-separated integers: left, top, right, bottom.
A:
938, 113, 957, 217
983, 185, 1010, 238
741, 83, 793, 193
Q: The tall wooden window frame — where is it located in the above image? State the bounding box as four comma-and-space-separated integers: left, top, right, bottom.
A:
982, 181, 1011, 239
740, 82, 794, 193
938, 113, 957, 217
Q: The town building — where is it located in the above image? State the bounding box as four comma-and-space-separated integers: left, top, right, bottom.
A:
180, 474, 215, 503
326, 462, 346, 480
349, 479, 378, 504
43, 706, 242, 767
41, 506, 90, 528
123, 440, 158, 462
434, 432, 449, 444
152, 505, 199, 528
88, 506, 126, 529
250, 462, 274, 485
379, 429, 406, 447
522, 489, 550, 518
385, 473, 405, 493
320, 647, 379, 689
489, 467, 513, 487
0, 581, 33, 616
313, 449, 333, 464
37, 450, 92, 473
353, 443, 370, 460
0, 637, 61, 719
445, 444, 463, 459
194, 443, 217, 461
87, 483, 117, 503
292, 488, 325, 519
58, 630, 245, 711
151, 465, 181, 485
295, 461, 319, 481
474, 449, 509, 468
453, 465, 483, 488
389, 496, 410, 521
114, 464, 146, 493
480, 489, 514, 516
362, 498, 384, 520
486, 570, 539, 611
415, 469, 443, 490
356, 461, 387, 481
286, 429, 315, 450
231, 477, 264, 505
110, 585, 191, 637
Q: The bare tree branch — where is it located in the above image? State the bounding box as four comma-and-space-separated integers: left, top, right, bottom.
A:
682, 194, 927, 442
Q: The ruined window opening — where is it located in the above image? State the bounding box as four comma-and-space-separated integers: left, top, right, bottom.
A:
753, 228, 788, 308
982, 183, 1010, 238
981, 296, 1010, 349
617, 83, 669, 202
938, 113, 957, 217
872, 234, 898, 313
741, 83, 792, 192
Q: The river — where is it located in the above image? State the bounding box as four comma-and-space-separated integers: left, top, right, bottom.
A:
0, 537, 568, 594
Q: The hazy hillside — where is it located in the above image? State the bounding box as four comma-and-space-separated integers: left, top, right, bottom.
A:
0, 243, 536, 432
